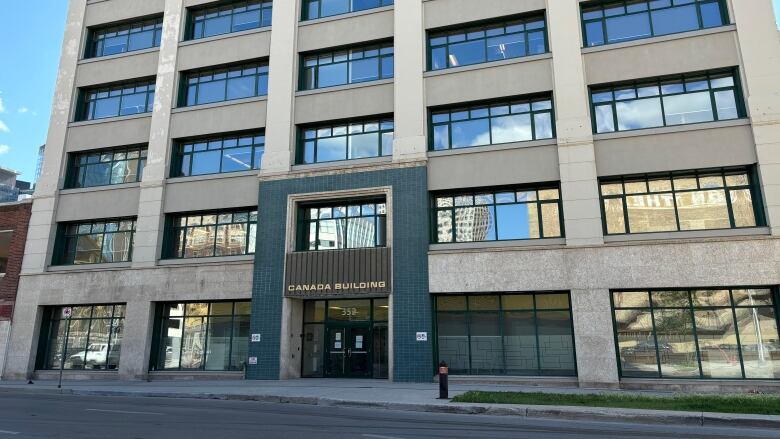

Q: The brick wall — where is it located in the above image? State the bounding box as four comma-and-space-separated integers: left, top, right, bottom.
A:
0, 201, 32, 321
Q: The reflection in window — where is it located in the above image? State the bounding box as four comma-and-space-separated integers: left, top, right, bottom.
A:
66, 146, 147, 189
167, 209, 257, 259
301, 42, 394, 90
591, 71, 742, 134
182, 61, 269, 107
613, 289, 780, 379
582, 0, 727, 47
298, 200, 386, 251
600, 168, 763, 235
78, 79, 156, 121
88, 18, 163, 58
0, 231, 9, 275
436, 293, 575, 376
189, 0, 273, 40
173, 132, 265, 177
433, 187, 563, 244
431, 97, 554, 150
429, 16, 547, 71
299, 119, 393, 164
56, 219, 136, 265
153, 301, 250, 371
41, 305, 125, 370
303, 0, 394, 21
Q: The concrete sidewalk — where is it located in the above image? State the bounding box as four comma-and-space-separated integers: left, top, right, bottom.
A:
0, 379, 778, 429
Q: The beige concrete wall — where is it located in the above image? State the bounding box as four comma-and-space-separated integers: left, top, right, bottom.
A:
294, 83, 394, 124
164, 175, 259, 213
169, 99, 268, 139
298, 8, 393, 53
66, 116, 152, 151
56, 186, 141, 222
85, 0, 164, 28
75, 50, 160, 87
423, 0, 546, 29
392, 0, 426, 161
176, 30, 272, 72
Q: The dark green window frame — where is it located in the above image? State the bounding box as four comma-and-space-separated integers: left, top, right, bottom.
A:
53, 218, 136, 266
187, 0, 273, 40
434, 293, 577, 376
432, 185, 564, 244
611, 288, 780, 380
164, 209, 257, 259
66, 145, 147, 189
296, 199, 387, 251
599, 167, 766, 236
77, 79, 156, 122
302, 0, 394, 21
86, 17, 163, 58
427, 15, 548, 71
171, 131, 265, 178
300, 41, 394, 91
297, 118, 394, 164
180, 60, 269, 107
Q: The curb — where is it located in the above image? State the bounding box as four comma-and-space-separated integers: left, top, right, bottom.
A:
1, 386, 779, 429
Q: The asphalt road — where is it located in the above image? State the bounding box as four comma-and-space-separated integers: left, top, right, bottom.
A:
0, 391, 777, 439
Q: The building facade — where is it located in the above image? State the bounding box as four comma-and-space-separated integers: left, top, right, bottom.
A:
4, 0, 780, 390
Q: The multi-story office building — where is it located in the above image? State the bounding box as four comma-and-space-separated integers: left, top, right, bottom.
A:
4, 0, 780, 390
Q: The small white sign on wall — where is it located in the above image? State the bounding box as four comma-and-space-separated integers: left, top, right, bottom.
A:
251, 334, 262, 342
248, 357, 258, 365
416, 332, 428, 342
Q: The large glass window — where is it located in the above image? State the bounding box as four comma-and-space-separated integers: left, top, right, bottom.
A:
582, 0, 727, 47
40, 305, 125, 370
182, 61, 269, 107
299, 119, 393, 164
66, 146, 147, 189
613, 289, 780, 379
436, 293, 576, 376
433, 187, 563, 244
298, 200, 386, 251
172, 132, 265, 177
189, 0, 273, 40
55, 219, 136, 265
600, 168, 764, 235
88, 18, 163, 58
0, 231, 10, 276
429, 16, 547, 71
301, 42, 394, 90
302, 0, 394, 21
153, 301, 250, 371
78, 79, 156, 121
166, 209, 257, 259
431, 97, 554, 151
591, 71, 742, 134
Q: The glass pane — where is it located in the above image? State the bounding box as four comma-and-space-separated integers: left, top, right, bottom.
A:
536, 311, 576, 374
536, 294, 569, 310
348, 132, 379, 159
655, 309, 700, 378
491, 114, 532, 144
316, 137, 347, 162
203, 15, 231, 38
327, 300, 371, 322
204, 317, 232, 371
495, 203, 534, 240
347, 217, 376, 248
733, 289, 774, 307
606, 12, 651, 43
63, 319, 91, 369
226, 76, 256, 100
469, 311, 503, 374
676, 190, 730, 230
604, 198, 626, 234
454, 206, 496, 242
487, 33, 525, 61
349, 58, 379, 83
614, 309, 659, 377
468, 295, 499, 311
613, 291, 650, 308
695, 310, 742, 379
714, 90, 738, 120
735, 307, 780, 379
195, 80, 226, 105
302, 324, 325, 377
595, 104, 615, 133
161, 317, 183, 369
663, 92, 714, 125
651, 4, 699, 36
585, 21, 605, 47
373, 298, 389, 321
437, 312, 469, 374
502, 295, 534, 310
730, 189, 756, 228
451, 119, 490, 148
541, 204, 561, 238
230, 315, 250, 371
317, 62, 348, 88
181, 317, 207, 369
502, 311, 538, 375
437, 296, 467, 311
616, 97, 664, 130
304, 301, 326, 323
700, 1, 725, 28
447, 39, 486, 68
626, 194, 677, 233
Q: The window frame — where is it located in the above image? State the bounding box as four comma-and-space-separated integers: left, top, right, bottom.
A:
296, 117, 394, 165
179, 60, 269, 107
86, 16, 164, 59
186, 0, 273, 41
171, 131, 265, 178
299, 41, 394, 91
164, 208, 258, 259
53, 218, 137, 266
77, 79, 157, 122
65, 145, 148, 189
296, 198, 387, 252
301, 0, 394, 21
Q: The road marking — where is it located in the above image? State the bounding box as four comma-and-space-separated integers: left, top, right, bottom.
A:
0, 430, 19, 435
85, 409, 161, 416
362, 435, 406, 439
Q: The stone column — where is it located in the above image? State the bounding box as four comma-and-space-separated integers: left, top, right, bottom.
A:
571, 289, 619, 387
118, 300, 155, 380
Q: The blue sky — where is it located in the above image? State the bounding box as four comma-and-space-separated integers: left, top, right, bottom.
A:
0, 2, 779, 182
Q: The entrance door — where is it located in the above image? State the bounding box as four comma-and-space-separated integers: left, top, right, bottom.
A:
326, 326, 371, 378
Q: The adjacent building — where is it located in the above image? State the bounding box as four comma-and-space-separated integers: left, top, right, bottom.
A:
4, 0, 780, 391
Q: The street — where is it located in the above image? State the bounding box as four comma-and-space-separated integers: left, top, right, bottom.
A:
0, 391, 777, 438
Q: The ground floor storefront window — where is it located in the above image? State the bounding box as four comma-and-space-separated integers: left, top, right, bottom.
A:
38, 304, 125, 370
612, 288, 780, 379
151, 301, 250, 372
434, 293, 576, 376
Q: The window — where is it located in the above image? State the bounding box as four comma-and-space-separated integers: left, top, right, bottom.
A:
172, 132, 264, 177
0, 231, 11, 276
152, 301, 250, 371
39, 305, 125, 371
302, 0, 394, 21
612, 288, 780, 379
78, 79, 156, 121
433, 187, 563, 244
298, 200, 386, 251
600, 168, 764, 235
591, 70, 743, 134
55, 219, 136, 265
189, 0, 272, 40
87, 17, 163, 58
436, 293, 576, 376
167, 209, 257, 259
182, 61, 268, 107
299, 119, 393, 164
582, 0, 728, 47
301, 42, 394, 90
66, 146, 147, 189
428, 16, 547, 71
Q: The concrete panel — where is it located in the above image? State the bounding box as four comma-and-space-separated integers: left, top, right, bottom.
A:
85, 0, 164, 27
66, 116, 152, 151
584, 29, 740, 85
169, 99, 268, 139
298, 8, 393, 53
56, 186, 141, 222
595, 123, 757, 176
425, 57, 553, 107
423, 0, 546, 30
427, 144, 560, 191
76, 50, 159, 87
294, 82, 394, 124
164, 175, 259, 213
177, 30, 272, 72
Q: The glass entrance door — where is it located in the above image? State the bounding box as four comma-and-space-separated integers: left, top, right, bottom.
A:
326, 325, 371, 378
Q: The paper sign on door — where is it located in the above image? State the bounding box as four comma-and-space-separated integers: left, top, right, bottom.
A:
334, 342, 342, 349
355, 335, 364, 349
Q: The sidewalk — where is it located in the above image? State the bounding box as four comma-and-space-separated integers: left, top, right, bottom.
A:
0, 378, 778, 429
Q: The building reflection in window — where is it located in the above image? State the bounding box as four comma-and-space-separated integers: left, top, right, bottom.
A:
168, 209, 257, 259
299, 200, 386, 251
41, 305, 125, 371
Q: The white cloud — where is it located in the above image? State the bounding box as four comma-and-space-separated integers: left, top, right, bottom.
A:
0, 97, 5, 113
18, 107, 28, 114
0, 120, 8, 133
0, 145, 9, 155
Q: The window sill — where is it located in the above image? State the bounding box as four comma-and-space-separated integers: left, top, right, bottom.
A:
581, 25, 736, 54
172, 95, 268, 114
48, 262, 132, 273
69, 113, 152, 127
60, 182, 141, 195
291, 156, 392, 172
296, 78, 394, 97
78, 46, 160, 65
603, 227, 771, 244
179, 26, 271, 47
423, 53, 552, 78
429, 238, 566, 253
167, 170, 259, 184
299, 5, 394, 27
592, 119, 751, 141
428, 139, 557, 158
157, 255, 255, 267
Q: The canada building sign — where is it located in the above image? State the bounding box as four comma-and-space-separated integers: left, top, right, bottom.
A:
284, 247, 391, 298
